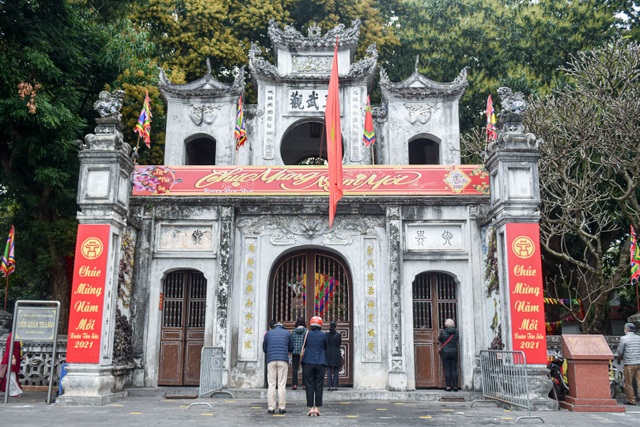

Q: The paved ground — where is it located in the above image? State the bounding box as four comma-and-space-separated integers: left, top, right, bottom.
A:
2, 391, 640, 426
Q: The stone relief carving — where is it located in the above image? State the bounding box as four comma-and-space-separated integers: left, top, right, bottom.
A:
216, 206, 233, 352
292, 56, 332, 73
379, 66, 468, 98
346, 43, 378, 79
189, 103, 222, 126
244, 104, 263, 117
268, 19, 361, 49
237, 215, 383, 246
387, 206, 402, 360
93, 90, 124, 119
404, 102, 439, 124
249, 43, 280, 79
487, 87, 542, 153
158, 60, 245, 96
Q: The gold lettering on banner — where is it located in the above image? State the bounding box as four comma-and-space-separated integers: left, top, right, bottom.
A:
74, 301, 100, 312
245, 327, 253, 335
367, 272, 374, 282
74, 282, 103, 297
76, 318, 96, 330
79, 265, 102, 277
512, 282, 540, 297
513, 265, 537, 276
514, 300, 540, 312
368, 341, 375, 352
244, 341, 252, 349
519, 318, 539, 330
194, 168, 422, 192
368, 313, 375, 323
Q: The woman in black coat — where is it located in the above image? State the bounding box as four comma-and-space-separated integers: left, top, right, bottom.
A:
438, 318, 459, 392
325, 321, 342, 391
302, 316, 328, 416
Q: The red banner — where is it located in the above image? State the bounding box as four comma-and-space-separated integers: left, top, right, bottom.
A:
505, 223, 548, 364
132, 165, 489, 197
66, 224, 110, 363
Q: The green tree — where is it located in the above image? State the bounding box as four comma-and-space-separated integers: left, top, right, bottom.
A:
389, 0, 621, 132
525, 38, 640, 333
0, 0, 133, 326
132, 0, 401, 82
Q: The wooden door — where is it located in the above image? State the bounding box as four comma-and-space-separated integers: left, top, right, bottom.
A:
413, 272, 458, 388
269, 250, 352, 385
158, 271, 207, 386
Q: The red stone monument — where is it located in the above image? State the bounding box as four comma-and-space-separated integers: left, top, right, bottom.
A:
559, 334, 624, 412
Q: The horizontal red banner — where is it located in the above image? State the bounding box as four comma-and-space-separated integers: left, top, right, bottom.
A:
132, 165, 489, 197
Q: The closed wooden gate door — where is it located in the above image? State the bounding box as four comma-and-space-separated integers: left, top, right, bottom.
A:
413, 272, 458, 388
158, 270, 207, 386
269, 250, 352, 385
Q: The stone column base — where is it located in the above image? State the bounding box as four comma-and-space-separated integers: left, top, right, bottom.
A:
387, 371, 407, 391
526, 366, 559, 410
56, 363, 126, 406
559, 396, 624, 412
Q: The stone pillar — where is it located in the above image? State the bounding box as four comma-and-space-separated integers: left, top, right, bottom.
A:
216, 205, 234, 386
58, 90, 135, 405
386, 205, 407, 390
485, 88, 554, 409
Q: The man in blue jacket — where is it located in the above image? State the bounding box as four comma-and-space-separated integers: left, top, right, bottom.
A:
263, 320, 293, 414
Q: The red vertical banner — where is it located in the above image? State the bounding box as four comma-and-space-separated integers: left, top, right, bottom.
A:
66, 224, 110, 363
505, 223, 548, 364
326, 37, 343, 227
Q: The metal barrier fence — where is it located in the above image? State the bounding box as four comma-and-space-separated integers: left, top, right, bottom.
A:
189, 346, 234, 410
471, 350, 543, 424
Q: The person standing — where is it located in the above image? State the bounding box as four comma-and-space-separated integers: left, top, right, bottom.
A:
617, 322, 640, 406
263, 320, 293, 414
0, 319, 23, 397
326, 321, 342, 391
302, 316, 328, 416
290, 316, 307, 390
438, 318, 459, 392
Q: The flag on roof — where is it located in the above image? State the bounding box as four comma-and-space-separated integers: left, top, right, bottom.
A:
363, 95, 376, 147
235, 95, 247, 150
134, 92, 152, 149
325, 38, 343, 227
486, 94, 497, 141
0, 225, 15, 277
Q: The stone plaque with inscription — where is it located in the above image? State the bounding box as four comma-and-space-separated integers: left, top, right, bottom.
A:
561, 334, 613, 360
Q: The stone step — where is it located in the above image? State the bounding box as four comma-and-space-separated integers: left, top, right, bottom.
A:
127, 387, 481, 402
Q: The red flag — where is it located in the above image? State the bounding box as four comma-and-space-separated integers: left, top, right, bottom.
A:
326, 38, 343, 227
486, 95, 497, 141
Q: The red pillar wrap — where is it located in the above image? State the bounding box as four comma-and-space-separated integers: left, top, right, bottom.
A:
505, 223, 548, 364
66, 224, 110, 363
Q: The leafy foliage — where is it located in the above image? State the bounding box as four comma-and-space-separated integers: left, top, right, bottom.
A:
0, 0, 131, 322
525, 38, 640, 333
388, 0, 621, 132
